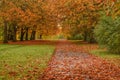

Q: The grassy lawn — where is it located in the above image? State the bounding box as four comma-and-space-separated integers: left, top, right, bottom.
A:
91, 49, 120, 66
73, 40, 120, 66
0, 44, 55, 80
91, 49, 120, 59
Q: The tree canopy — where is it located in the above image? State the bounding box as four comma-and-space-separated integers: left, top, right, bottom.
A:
0, 0, 120, 53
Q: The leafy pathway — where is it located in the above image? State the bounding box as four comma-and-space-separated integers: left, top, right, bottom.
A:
41, 41, 120, 80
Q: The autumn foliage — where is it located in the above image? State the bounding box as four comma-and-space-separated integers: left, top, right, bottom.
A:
0, 0, 120, 80
0, 0, 119, 43
0, 0, 59, 42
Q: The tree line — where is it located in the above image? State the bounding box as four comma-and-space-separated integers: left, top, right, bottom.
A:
0, 0, 120, 53
0, 0, 58, 43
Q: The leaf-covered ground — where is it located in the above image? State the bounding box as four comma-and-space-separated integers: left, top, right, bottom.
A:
41, 41, 120, 80
0, 44, 55, 80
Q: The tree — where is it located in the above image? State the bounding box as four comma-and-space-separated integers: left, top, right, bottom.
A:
94, 0, 120, 53
95, 15, 120, 54
0, 0, 12, 43
55, 0, 100, 42
0, 0, 59, 42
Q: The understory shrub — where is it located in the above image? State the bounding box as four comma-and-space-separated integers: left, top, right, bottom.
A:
94, 16, 120, 54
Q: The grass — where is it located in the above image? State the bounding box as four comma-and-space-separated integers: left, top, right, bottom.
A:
0, 44, 55, 80
91, 49, 120, 66
91, 49, 120, 59
73, 40, 120, 66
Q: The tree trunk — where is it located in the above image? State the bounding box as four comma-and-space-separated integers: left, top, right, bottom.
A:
88, 27, 96, 43
25, 27, 29, 40
30, 31, 36, 40
89, 33, 96, 43
83, 31, 87, 41
33, 31, 36, 40
3, 21, 8, 43
12, 26, 17, 42
40, 34, 42, 39
20, 28, 25, 41
7, 26, 11, 40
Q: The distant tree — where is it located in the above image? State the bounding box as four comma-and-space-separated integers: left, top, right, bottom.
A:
55, 0, 100, 42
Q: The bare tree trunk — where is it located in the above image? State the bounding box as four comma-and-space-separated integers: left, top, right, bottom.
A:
30, 30, 36, 40
3, 20, 8, 43
83, 31, 87, 41
32, 31, 36, 40
40, 34, 42, 39
25, 27, 29, 40
20, 28, 25, 41
8, 26, 11, 40
12, 25, 17, 42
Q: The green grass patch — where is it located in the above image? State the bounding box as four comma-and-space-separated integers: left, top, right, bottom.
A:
0, 44, 55, 80
91, 49, 120, 59
91, 49, 120, 66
